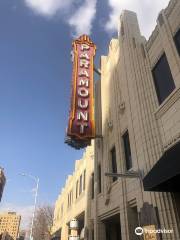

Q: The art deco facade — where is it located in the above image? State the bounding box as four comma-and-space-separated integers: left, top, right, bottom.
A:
53, 0, 180, 239
94, 0, 180, 239
0, 212, 21, 240
51, 144, 94, 240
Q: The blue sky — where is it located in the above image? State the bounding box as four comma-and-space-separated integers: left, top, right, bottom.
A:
0, 0, 169, 229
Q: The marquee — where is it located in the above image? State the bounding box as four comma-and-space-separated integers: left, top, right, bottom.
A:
65, 35, 96, 149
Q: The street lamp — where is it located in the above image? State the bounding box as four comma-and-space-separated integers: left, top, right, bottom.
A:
20, 173, 39, 240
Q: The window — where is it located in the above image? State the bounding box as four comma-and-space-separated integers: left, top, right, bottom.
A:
68, 193, 72, 208
174, 28, 180, 56
76, 180, 79, 199
61, 204, 63, 217
83, 170, 86, 191
152, 53, 175, 104
111, 146, 117, 182
68, 194, 70, 207
79, 175, 82, 195
70, 190, 73, 206
123, 131, 132, 170
91, 173, 94, 199
98, 164, 101, 193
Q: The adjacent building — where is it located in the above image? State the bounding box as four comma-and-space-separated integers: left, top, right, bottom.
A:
51, 144, 94, 240
0, 168, 6, 202
0, 212, 21, 240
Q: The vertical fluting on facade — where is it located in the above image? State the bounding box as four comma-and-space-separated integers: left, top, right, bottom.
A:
94, 0, 180, 239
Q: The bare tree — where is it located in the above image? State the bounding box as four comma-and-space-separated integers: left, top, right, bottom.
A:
18, 230, 26, 240
32, 205, 54, 240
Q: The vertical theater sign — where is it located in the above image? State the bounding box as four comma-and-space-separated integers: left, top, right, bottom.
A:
65, 35, 96, 149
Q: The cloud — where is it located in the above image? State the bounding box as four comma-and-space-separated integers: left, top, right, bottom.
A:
24, 0, 97, 36
24, 0, 74, 16
105, 0, 170, 38
0, 203, 33, 229
68, 0, 97, 37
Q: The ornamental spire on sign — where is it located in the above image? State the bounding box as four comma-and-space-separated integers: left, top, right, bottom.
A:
65, 35, 96, 149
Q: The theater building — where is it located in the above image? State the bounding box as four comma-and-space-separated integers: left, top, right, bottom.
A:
94, 0, 180, 239
54, 0, 180, 239
51, 144, 95, 240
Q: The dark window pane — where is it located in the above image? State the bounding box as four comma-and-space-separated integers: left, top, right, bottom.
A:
76, 180, 78, 199
111, 147, 117, 182
91, 173, 94, 199
123, 131, 132, 170
152, 53, 175, 104
71, 190, 73, 205
83, 170, 86, 191
79, 175, 82, 195
98, 164, 101, 193
174, 28, 180, 56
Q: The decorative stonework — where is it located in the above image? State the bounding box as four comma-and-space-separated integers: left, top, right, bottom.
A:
119, 101, 125, 114
164, 132, 180, 150
107, 120, 113, 131
155, 87, 180, 119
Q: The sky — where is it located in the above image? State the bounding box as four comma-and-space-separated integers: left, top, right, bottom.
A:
0, 0, 170, 230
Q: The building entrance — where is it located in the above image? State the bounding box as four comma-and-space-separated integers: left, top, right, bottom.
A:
103, 213, 122, 240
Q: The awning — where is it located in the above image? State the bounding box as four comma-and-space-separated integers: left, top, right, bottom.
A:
143, 141, 180, 192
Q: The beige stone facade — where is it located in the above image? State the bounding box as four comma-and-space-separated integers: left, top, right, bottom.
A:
0, 212, 21, 240
94, 0, 180, 239
51, 144, 94, 240
53, 0, 180, 239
